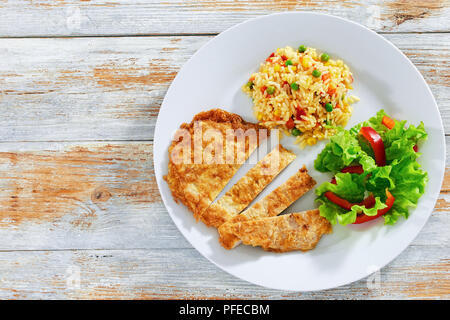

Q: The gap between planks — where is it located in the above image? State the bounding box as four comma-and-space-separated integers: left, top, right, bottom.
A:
0, 31, 448, 40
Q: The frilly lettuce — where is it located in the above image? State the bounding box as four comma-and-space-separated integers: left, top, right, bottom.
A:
314, 110, 428, 225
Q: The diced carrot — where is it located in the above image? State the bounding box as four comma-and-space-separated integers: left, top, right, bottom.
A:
382, 116, 395, 130
327, 86, 336, 96
286, 118, 295, 129
260, 86, 267, 94
322, 73, 331, 81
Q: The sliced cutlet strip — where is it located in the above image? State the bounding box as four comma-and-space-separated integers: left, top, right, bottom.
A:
200, 145, 296, 228
164, 109, 268, 220
218, 166, 316, 249
219, 209, 331, 252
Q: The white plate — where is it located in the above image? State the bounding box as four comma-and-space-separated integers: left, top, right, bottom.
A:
153, 12, 445, 291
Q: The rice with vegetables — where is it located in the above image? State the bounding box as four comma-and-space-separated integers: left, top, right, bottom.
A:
243, 45, 359, 147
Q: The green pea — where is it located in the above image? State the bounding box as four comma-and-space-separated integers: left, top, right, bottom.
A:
247, 81, 254, 89
321, 53, 330, 62
291, 128, 301, 136
266, 86, 275, 95
285, 59, 293, 66
325, 103, 333, 112
298, 45, 307, 53
325, 120, 331, 125
290, 82, 299, 91
312, 69, 321, 77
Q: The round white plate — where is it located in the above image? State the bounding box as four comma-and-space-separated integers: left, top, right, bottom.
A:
153, 12, 445, 291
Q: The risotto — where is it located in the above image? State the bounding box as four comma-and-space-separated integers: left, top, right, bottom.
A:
242, 45, 359, 147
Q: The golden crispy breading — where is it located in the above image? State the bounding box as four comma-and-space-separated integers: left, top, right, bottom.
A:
218, 166, 316, 249
219, 209, 331, 252
200, 145, 296, 228
164, 109, 267, 220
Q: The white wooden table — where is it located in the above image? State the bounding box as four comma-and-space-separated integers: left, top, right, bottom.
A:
0, 1, 448, 299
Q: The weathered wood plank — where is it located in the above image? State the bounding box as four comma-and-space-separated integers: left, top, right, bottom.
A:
0, 136, 447, 251
0, 5, 448, 299
0, 244, 447, 299
0, 33, 448, 142
0, 0, 448, 37
0, 36, 205, 141
0, 141, 187, 250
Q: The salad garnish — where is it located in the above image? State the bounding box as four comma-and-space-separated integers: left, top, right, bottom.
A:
314, 110, 428, 225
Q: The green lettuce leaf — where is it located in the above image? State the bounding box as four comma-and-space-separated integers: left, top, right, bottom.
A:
314, 110, 428, 226
314, 128, 377, 173
385, 157, 428, 225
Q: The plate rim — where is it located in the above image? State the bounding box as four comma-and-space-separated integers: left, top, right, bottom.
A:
153, 11, 446, 292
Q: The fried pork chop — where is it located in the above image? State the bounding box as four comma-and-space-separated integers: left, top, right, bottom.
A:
218, 209, 331, 252
164, 109, 267, 220
218, 166, 316, 249
200, 145, 296, 228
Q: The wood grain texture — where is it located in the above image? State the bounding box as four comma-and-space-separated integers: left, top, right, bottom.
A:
0, 36, 205, 141
0, 33, 448, 142
0, 141, 192, 250
0, 245, 447, 299
0, 0, 449, 37
0, 0, 448, 300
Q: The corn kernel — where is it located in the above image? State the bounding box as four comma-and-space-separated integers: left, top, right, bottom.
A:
302, 56, 311, 69
291, 66, 297, 72
274, 109, 281, 116
307, 137, 316, 145
274, 64, 280, 72
257, 113, 262, 121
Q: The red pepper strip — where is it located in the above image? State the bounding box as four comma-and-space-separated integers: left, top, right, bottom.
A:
324, 191, 354, 211
353, 190, 395, 224
361, 194, 376, 208
286, 118, 295, 129
266, 52, 275, 62
360, 126, 386, 166
325, 189, 393, 224
382, 116, 395, 130
324, 191, 375, 212
413, 145, 418, 152
341, 165, 364, 174
295, 106, 306, 120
